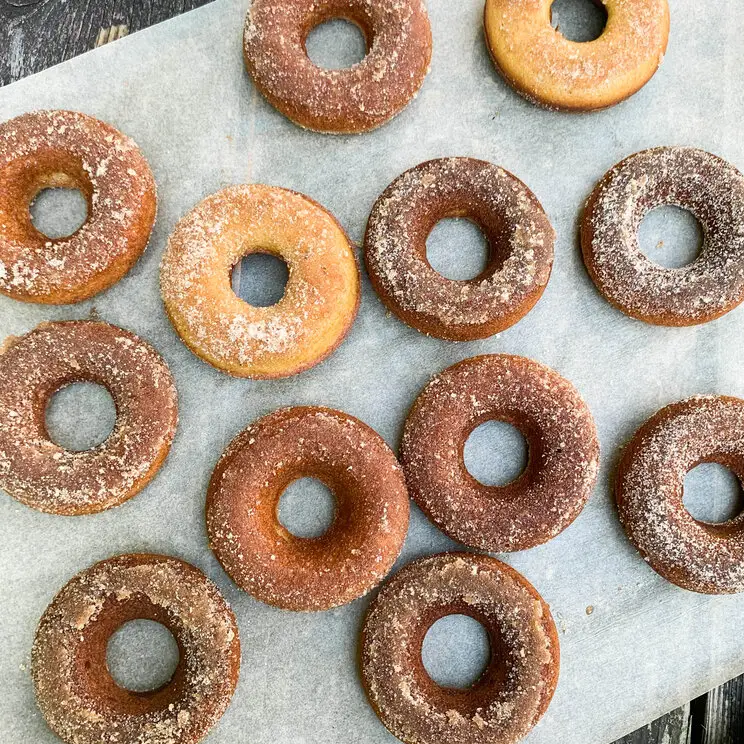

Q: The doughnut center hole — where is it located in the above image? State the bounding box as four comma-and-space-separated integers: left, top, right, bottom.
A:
551, 0, 607, 43
45, 382, 116, 452
231, 252, 289, 307
278, 477, 337, 539
464, 420, 528, 487
29, 186, 88, 239
683, 463, 744, 524
426, 218, 490, 281
422, 615, 491, 689
638, 205, 704, 269
106, 620, 180, 693
305, 18, 368, 69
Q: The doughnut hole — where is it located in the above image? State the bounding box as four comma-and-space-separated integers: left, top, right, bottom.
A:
231, 252, 290, 307
29, 186, 89, 239
638, 205, 704, 269
551, 0, 608, 43
305, 18, 368, 69
426, 218, 491, 281
683, 462, 744, 525
106, 620, 180, 693
277, 477, 337, 539
45, 382, 117, 452
422, 614, 491, 689
464, 420, 529, 487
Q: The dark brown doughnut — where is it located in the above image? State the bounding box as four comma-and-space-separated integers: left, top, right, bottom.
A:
0, 320, 178, 515
581, 147, 744, 326
206, 406, 410, 611
0, 110, 157, 304
616, 396, 744, 594
401, 355, 599, 552
364, 158, 555, 341
361, 552, 560, 744
243, 0, 432, 133
32, 553, 241, 744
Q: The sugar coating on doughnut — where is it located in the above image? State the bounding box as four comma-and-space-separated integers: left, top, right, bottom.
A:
361, 552, 559, 744
160, 185, 359, 379
0, 110, 156, 303
616, 396, 744, 594
244, 0, 432, 133
582, 147, 744, 326
0, 321, 178, 515
401, 354, 599, 552
484, 0, 669, 111
207, 406, 409, 611
32, 554, 240, 744
365, 158, 554, 340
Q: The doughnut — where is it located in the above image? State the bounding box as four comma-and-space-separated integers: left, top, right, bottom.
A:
364, 158, 555, 341
361, 552, 560, 744
0, 110, 156, 304
616, 396, 744, 594
206, 406, 409, 611
582, 147, 744, 326
32, 553, 240, 744
243, 0, 432, 134
0, 320, 178, 515
160, 185, 360, 379
401, 354, 599, 552
483, 0, 669, 111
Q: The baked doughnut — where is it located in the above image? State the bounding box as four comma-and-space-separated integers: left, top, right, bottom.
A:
161, 185, 360, 379
582, 147, 744, 326
364, 158, 555, 341
401, 355, 599, 552
484, 0, 669, 111
0, 320, 178, 515
0, 110, 156, 304
206, 406, 409, 611
32, 553, 240, 744
243, 0, 432, 133
361, 552, 559, 744
616, 396, 744, 594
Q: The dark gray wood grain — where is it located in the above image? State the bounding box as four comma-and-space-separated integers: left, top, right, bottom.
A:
1, 2, 743, 743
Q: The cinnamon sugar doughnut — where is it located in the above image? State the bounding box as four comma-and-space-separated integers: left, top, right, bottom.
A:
401, 355, 599, 552
160, 184, 360, 379
616, 396, 744, 594
243, 0, 432, 133
364, 158, 555, 341
0, 321, 177, 515
484, 0, 669, 111
582, 147, 744, 326
0, 110, 156, 304
361, 552, 560, 744
32, 554, 240, 744
206, 406, 409, 611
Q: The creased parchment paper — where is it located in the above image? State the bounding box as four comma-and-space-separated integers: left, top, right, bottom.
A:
1, 1, 744, 741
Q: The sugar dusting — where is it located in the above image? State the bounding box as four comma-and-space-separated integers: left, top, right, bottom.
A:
401, 354, 599, 552
361, 552, 559, 744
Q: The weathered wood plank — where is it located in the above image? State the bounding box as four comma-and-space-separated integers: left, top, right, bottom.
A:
703, 677, 744, 743
613, 704, 691, 744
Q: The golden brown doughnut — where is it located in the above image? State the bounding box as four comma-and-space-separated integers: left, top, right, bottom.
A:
401, 355, 599, 552
243, 0, 432, 133
582, 147, 744, 326
616, 396, 744, 594
0, 110, 156, 304
484, 0, 669, 111
160, 184, 360, 379
32, 553, 240, 744
361, 552, 560, 744
0, 320, 178, 515
206, 406, 409, 611
364, 158, 555, 341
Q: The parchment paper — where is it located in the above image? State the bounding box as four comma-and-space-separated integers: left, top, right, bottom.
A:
2, 1, 744, 741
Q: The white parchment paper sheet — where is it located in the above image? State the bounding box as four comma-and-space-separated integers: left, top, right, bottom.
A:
1, 1, 744, 741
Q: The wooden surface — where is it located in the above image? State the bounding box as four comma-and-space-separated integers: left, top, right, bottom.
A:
0, 1, 741, 742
